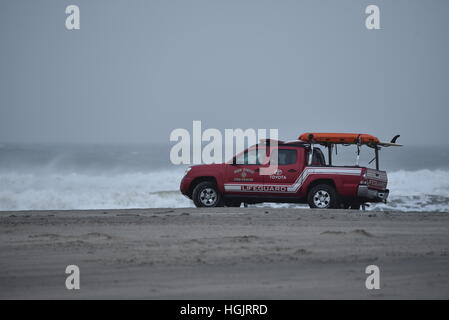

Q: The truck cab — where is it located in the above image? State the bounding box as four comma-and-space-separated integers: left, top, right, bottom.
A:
180, 133, 399, 209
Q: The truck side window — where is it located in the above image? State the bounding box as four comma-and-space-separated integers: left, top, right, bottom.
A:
235, 148, 264, 165
312, 148, 326, 166
278, 149, 297, 165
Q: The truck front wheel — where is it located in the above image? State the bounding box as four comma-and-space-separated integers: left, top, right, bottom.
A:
307, 184, 338, 209
192, 181, 223, 208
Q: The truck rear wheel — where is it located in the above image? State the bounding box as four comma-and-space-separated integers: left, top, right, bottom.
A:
192, 181, 223, 208
307, 184, 338, 209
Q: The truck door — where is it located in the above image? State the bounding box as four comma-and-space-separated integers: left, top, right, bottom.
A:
264, 147, 302, 195
224, 147, 266, 194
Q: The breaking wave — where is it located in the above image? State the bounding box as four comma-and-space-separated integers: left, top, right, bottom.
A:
370, 169, 449, 212
0, 168, 448, 212
0, 169, 192, 211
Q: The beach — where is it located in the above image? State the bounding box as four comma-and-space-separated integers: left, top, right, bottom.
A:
1, 207, 448, 299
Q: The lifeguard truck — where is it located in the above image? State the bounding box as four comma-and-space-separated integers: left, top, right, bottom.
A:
180, 133, 401, 209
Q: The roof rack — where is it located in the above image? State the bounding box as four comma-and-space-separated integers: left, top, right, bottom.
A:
298, 132, 402, 148
258, 139, 309, 147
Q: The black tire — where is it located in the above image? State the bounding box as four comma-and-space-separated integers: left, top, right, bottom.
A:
307, 184, 338, 209
192, 181, 223, 208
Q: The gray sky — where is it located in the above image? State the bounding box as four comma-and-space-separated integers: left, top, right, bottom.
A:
1, 0, 448, 145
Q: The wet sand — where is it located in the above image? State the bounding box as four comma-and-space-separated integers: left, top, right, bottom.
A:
1, 208, 448, 299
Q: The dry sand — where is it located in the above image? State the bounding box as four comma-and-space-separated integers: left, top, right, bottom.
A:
0, 208, 448, 299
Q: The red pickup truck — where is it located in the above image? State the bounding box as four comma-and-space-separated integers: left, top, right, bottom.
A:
180, 133, 399, 209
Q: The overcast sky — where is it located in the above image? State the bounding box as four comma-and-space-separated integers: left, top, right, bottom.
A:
0, 0, 448, 145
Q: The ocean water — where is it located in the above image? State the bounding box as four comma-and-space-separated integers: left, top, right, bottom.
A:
0, 144, 448, 212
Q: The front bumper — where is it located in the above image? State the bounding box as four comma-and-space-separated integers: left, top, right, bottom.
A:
357, 185, 389, 203
180, 176, 193, 198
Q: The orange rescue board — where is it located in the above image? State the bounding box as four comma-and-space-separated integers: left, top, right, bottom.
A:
299, 133, 380, 145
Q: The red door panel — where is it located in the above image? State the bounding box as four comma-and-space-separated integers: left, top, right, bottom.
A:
224, 147, 266, 194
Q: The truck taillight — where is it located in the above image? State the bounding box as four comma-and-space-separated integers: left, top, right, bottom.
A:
360, 172, 367, 185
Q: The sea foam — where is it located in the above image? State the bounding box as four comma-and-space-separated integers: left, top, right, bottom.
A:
0, 169, 448, 212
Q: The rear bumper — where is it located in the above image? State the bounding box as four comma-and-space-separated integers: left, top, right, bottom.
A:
357, 185, 389, 203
